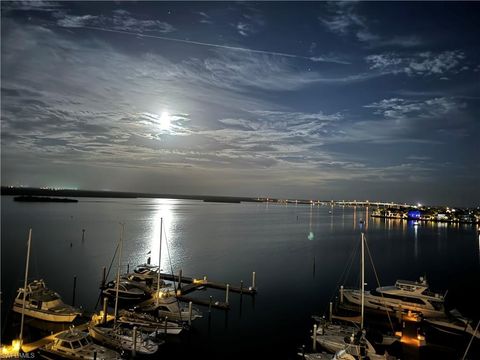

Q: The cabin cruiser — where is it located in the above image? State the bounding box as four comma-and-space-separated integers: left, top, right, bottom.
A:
124, 264, 166, 286
39, 327, 121, 359
342, 277, 445, 318
102, 279, 151, 302
137, 290, 202, 322
88, 320, 160, 355
423, 309, 480, 339
117, 309, 184, 334
13, 280, 81, 322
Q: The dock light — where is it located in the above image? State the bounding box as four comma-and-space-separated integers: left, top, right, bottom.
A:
0, 339, 21, 356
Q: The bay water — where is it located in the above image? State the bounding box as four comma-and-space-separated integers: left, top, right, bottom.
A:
1, 196, 479, 359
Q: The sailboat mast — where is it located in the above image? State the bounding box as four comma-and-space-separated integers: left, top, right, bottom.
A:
19, 228, 32, 343
156, 218, 163, 306
114, 223, 124, 326
361, 231, 365, 329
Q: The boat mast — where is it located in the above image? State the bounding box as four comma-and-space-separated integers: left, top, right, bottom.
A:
114, 223, 124, 325
156, 218, 163, 306
19, 228, 32, 343
361, 230, 365, 330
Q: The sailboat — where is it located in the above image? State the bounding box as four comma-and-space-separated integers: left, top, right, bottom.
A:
135, 218, 202, 322
315, 230, 387, 358
88, 224, 160, 355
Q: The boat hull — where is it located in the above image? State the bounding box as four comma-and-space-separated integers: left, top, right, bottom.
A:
13, 303, 78, 323
89, 325, 159, 355
342, 289, 444, 318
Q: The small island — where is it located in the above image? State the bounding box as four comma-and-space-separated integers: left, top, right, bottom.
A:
14, 196, 78, 203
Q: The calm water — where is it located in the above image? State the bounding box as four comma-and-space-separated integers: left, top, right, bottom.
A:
1, 196, 479, 359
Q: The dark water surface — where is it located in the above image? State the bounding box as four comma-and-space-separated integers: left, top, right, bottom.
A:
1, 196, 479, 359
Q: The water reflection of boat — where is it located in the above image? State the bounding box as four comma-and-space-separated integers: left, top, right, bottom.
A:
39, 327, 121, 359
342, 276, 445, 318
13, 279, 81, 323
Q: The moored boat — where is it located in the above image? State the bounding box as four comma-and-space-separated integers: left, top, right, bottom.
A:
102, 279, 150, 302
424, 309, 480, 339
117, 309, 184, 334
342, 276, 445, 318
13, 280, 81, 323
39, 327, 121, 359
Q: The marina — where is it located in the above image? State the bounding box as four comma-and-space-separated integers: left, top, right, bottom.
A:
1, 196, 479, 359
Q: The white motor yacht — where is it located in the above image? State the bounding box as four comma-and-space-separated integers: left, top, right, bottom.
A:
342, 276, 445, 318
137, 293, 202, 322
102, 279, 150, 302
39, 327, 121, 359
424, 309, 480, 339
13, 280, 81, 323
88, 320, 160, 355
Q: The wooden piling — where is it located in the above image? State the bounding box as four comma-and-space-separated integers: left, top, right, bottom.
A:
102, 297, 108, 324
72, 276, 77, 307
225, 284, 230, 304
329, 302, 333, 322
252, 272, 256, 289
132, 326, 137, 357
178, 269, 182, 291
164, 316, 168, 335
188, 301, 193, 326
340, 285, 344, 303
101, 266, 106, 288
313, 324, 317, 351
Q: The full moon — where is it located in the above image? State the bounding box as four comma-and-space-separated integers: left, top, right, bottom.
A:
159, 111, 171, 130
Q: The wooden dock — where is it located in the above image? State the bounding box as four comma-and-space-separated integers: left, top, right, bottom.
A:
159, 272, 257, 295
136, 272, 257, 311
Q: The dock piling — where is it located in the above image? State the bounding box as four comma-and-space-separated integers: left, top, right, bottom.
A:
251, 272, 256, 289
127, 264, 129, 274
72, 276, 77, 307
132, 326, 137, 357
102, 297, 108, 324
209, 296, 213, 313
240, 280, 243, 295
188, 301, 193, 326
101, 266, 106, 288
313, 324, 317, 351
164, 316, 168, 335
329, 302, 333, 322
178, 269, 182, 291
340, 285, 344, 303
225, 284, 230, 304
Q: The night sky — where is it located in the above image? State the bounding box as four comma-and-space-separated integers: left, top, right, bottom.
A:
1, 1, 479, 206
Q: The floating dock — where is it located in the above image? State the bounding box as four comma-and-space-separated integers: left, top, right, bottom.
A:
139, 271, 257, 310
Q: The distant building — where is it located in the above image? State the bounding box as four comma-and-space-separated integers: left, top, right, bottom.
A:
407, 210, 421, 220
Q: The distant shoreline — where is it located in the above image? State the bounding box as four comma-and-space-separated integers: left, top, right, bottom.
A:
14, 195, 78, 203
1, 186, 261, 204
